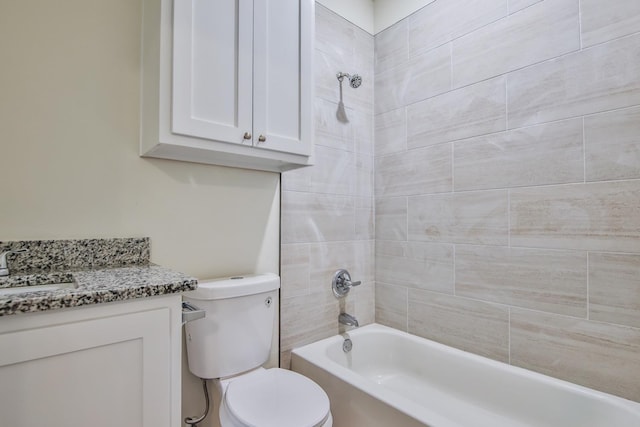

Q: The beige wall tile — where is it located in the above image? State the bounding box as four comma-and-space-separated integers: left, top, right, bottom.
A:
352, 280, 376, 326
310, 146, 355, 196
376, 240, 454, 293
315, 48, 349, 107
408, 290, 510, 362
408, 190, 509, 245
456, 245, 587, 317
453, 0, 579, 88
407, 77, 506, 149
280, 243, 310, 299
315, 4, 354, 60
375, 143, 452, 197
315, 97, 354, 151
508, 33, 640, 128
375, 282, 408, 331
454, 118, 584, 191
585, 106, 640, 182
590, 253, 640, 328
510, 181, 640, 253
349, 28, 375, 115
355, 196, 374, 240
309, 241, 373, 293
356, 153, 374, 197
404, 44, 452, 107
375, 108, 406, 157
281, 164, 310, 192
508, 0, 543, 14
375, 19, 408, 74
375, 197, 407, 241
375, 43, 451, 115
581, 0, 640, 48
353, 109, 374, 155
280, 350, 292, 370
408, 0, 507, 58
510, 308, 640, 401
281, 191, 355, 244
280, 290, 339, 353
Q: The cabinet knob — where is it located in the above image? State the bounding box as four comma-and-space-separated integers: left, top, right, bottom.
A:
243, 132, 252, 140
258, 135, 267, 143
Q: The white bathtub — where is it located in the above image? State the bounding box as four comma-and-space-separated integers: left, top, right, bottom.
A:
291, 324, 640, 427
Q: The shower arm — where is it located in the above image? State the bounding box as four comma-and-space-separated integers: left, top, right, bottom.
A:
336, 72, 350, 82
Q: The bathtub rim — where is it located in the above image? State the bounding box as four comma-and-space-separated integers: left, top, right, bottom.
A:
291, 323, 640, 426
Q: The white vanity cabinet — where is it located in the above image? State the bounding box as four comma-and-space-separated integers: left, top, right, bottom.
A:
0, 295, 182, 427
141, 0, 314, 172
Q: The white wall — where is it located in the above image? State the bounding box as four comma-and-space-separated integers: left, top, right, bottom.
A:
0, 1, 280, 424
0, 0, 279, 280
374, 0, 435, 33
318, 0, 435, 34
317, 0, 375, 33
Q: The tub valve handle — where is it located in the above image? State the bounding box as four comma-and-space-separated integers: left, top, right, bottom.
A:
332, 269, 361, 298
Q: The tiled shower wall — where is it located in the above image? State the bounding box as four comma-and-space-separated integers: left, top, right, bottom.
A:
374, 0, 640, 402
280, 5, 375, 368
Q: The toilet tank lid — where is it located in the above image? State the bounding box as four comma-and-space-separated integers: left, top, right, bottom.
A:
185, 273, 280, 300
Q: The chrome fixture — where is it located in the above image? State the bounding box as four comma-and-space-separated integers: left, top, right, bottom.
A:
336, 72, 362, 89
182, 301, 206, 324
339, 312, 359, 328
343, 338, 353, 353
184, 378, 210, 427
0, 249, 28, 277
332, 269, 361, 298
336, 71, 362, 122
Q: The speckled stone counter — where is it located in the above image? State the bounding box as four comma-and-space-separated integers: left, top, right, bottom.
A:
0, 238, 197, 316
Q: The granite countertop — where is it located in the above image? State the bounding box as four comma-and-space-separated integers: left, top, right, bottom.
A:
0, 237, 197, 316
0, 265, 197, 316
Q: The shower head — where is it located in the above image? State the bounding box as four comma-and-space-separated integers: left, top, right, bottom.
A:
337, 72, 362, 89
349, 74, 362, 88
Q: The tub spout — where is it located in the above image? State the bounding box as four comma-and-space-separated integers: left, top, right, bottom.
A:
339, 312, 359, 328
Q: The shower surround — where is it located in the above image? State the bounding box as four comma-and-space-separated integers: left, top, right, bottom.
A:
282, 0, 640, 403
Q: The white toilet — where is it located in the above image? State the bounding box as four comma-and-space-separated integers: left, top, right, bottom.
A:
184, 274, 333, 427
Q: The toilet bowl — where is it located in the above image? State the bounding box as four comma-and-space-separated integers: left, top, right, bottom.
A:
184, 274, 333, 427
217, 368, 332, 427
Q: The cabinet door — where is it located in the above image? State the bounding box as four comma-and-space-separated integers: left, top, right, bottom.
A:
172, 0, 253, 145
0, 308, 172, 427
253, 0, 313, 156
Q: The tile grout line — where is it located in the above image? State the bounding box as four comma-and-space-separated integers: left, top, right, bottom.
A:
505, 76, 509, 130
404, 106, 409, 152
453, 244, 457, 296
449, 42, 454, 90
405, 287, 409, 332
586, 252, 590, 320
508, 190, 511, 248
508, 308, 512, 365
582, 116, 587, 183
578, 0, 583, 50
406, 196, 410, 244
451, 142, 455, 193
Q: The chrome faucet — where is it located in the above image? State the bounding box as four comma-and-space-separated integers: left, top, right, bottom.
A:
332, 269, 361, 298
339, 312, 359, 328
0, 249, 28, 277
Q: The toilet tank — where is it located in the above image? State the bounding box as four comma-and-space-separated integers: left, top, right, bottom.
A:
183, 274, 280, 379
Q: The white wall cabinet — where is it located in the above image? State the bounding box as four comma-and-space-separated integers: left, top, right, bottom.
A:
141, 0, 314, 172
0, 295, 182, 427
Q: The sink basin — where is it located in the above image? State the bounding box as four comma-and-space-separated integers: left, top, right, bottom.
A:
0, 282, 77, 296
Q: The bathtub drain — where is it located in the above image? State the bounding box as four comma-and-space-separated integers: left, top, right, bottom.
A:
343, 338, 353, 353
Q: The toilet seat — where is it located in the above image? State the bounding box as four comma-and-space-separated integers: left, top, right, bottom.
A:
222, 368, 331, 427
